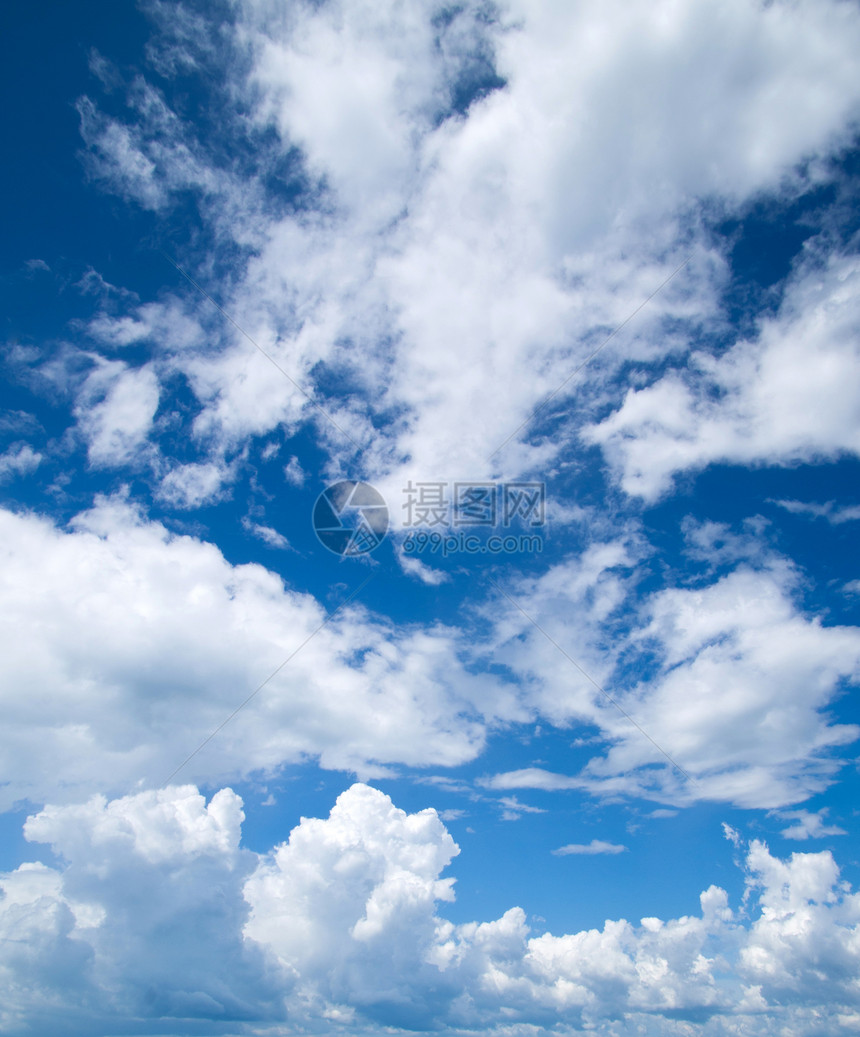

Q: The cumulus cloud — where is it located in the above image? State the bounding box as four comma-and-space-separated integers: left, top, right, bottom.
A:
2, 483, 854, 814
584, 563, 860, 807
481, 553, 860, 808
5, 783, 860, 1035
245, 783, 461, 1027
0, 497, 503, 807
2, 785, 278, 1034
156, 459, 232, 508
587, 256, 860, 500
74, 359, 160, 467
0, 443, 41, 481
6, 1, 860, 1027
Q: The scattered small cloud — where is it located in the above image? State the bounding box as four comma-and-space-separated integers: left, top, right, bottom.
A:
722, 823, 742, 848
770, 499, 860, 525
396, 547, 450, 585
284, 456, 305, 486
775, 808, 847, 841
553, 839, 627, 856
242, 517, 290, 550
438, 809, 467, 822
479, 769, 582, 792
682, 516, 769, 567
497, 795, 546, 821
0, 443, 41, 481
76, 266, 139, 301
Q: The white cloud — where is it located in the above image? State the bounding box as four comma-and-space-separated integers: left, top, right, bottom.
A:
682, 516, 770, 568
772, 499, 860, 525
0, 510, 791, 815
496, 795, 546, 821
632, 566, 857, 800
396, 546, 451, 585
0, 443, 41, 481
0, 497, 505, 807
71, 0, 860, 499
244, 783, 460, 1025
553, 839, 627, 856
242, 516, 290, 550
481, 768, 583, 793
157, 459, 232, 508
587, 256, 860, 500
722, 822, 743, 848
283, 454, 305, 485
583, 563, 860, 808
480, 552, 860, 809
776, 808, 847, 841
438, 808, 467, 822
4, 785, 278, 1032
739, 839, 860, 1007
7, 783, 860, 1034
74, 359, 160, 467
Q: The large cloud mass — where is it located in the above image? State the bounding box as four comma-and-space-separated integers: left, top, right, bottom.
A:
4, 783, 860, 1035
75, 0, 860, 491
4, 0, 860, 1032
3, 501, 857, 811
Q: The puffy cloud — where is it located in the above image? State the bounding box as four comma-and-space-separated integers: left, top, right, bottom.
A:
156, 458, 233, 508
244, 783, 461, 1026
740, 839, 860, 1008
4, 486, 851, 813
481, 555, 860, 809
2, 785, 278, 1034
587, 256, 860, 500
362, 0, 860, 487
74, 360, 160, 468
9, 783, 860, 1034
0, 444, 41, 481
25, 785, 245, 866
243, 795, 860, 1032
70, 0, 860, 495
600, 563, 860, 807
0, 497, 503, 807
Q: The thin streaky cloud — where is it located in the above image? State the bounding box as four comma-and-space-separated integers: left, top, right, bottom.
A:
553, 839, 627, 856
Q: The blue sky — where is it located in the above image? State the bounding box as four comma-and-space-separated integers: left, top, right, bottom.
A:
2, 0, 860, 1034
